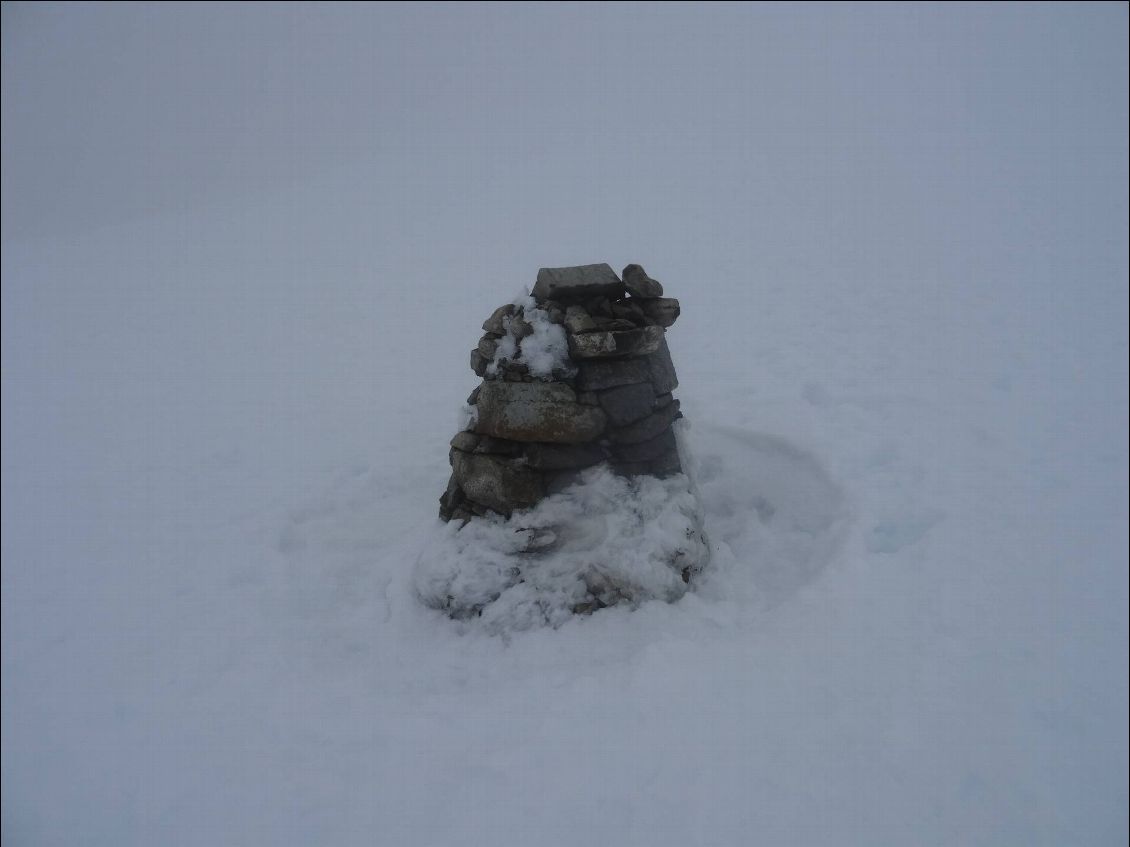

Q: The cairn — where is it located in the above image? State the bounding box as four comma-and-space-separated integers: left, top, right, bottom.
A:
439, 263, 687, 522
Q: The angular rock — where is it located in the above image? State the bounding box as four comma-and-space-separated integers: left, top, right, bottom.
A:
611, 427, 677, 464
647, 336, 678, 394
533, 264, 624, 304
451, 451, 544, 515
450, 431, 482, 452
474, 381, 607, 443
609, 399, 681, 444
567, 326, 664, 360
622, 264, 664, 298
598, 383, 657, 426
524, 442, 606, 471
564, 305, 598, 335
482, 303, 517, 335
470, 348, 489, 377
637, 297, 680, 328
575, 357, 652, 392
467, 385, 481, 405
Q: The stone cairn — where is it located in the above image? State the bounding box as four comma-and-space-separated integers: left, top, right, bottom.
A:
439, 263, 687, 523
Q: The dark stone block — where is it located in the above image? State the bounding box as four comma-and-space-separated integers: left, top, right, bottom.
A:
532, 264, 624, 304
611, 427, 676, 464
524, 442, 606, 471
598, 383, 657, 426
609, 400, 681, 444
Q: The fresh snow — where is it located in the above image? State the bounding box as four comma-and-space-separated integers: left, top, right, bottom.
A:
486, 294, 574, 380
415, 431, 710, 631
2, 5, 1127, 846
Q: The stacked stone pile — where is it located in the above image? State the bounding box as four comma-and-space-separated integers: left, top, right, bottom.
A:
439, 263, 690, 523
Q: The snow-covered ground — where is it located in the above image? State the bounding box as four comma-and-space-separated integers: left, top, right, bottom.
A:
3, 5, 1127, 845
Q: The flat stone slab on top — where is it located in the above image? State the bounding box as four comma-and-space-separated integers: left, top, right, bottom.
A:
532, 263, 625, 304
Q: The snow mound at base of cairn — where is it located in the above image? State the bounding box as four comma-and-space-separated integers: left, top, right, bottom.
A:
414, 460, 709, 632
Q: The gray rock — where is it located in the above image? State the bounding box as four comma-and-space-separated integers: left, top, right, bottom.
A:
585, 297, 614, 317
450, 431, 482, 452
524, 442, 606, 471
611, 427, 677, 463
598, 383, 657, 426
477, 335, 499, 359
543, 303, 565, 324
564, 305, 598, 334
470, 349, 489, 376
567, 325, 664, 360
533, 264, 624, 304
474, 381, 607, 443
593, 317, 638, 332
451, 451, 544, 515
575, 357, 652, 391
467, 385, 481, 405
647, 336, 678, 394
438, 474, 464, 520
609, 400, 681, 444
482, 303, 517, 335
622, 264, 664, 298
637, 297, 680, 328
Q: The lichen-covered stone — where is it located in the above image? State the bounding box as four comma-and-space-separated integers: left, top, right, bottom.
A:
474, 381, 607, 443
567, 326, 664, 360
598, 383, 657, 426
451, 451, 544, 515
477, 335, 499, 359
532, 264, 624, 304
482, 303, 517, 335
